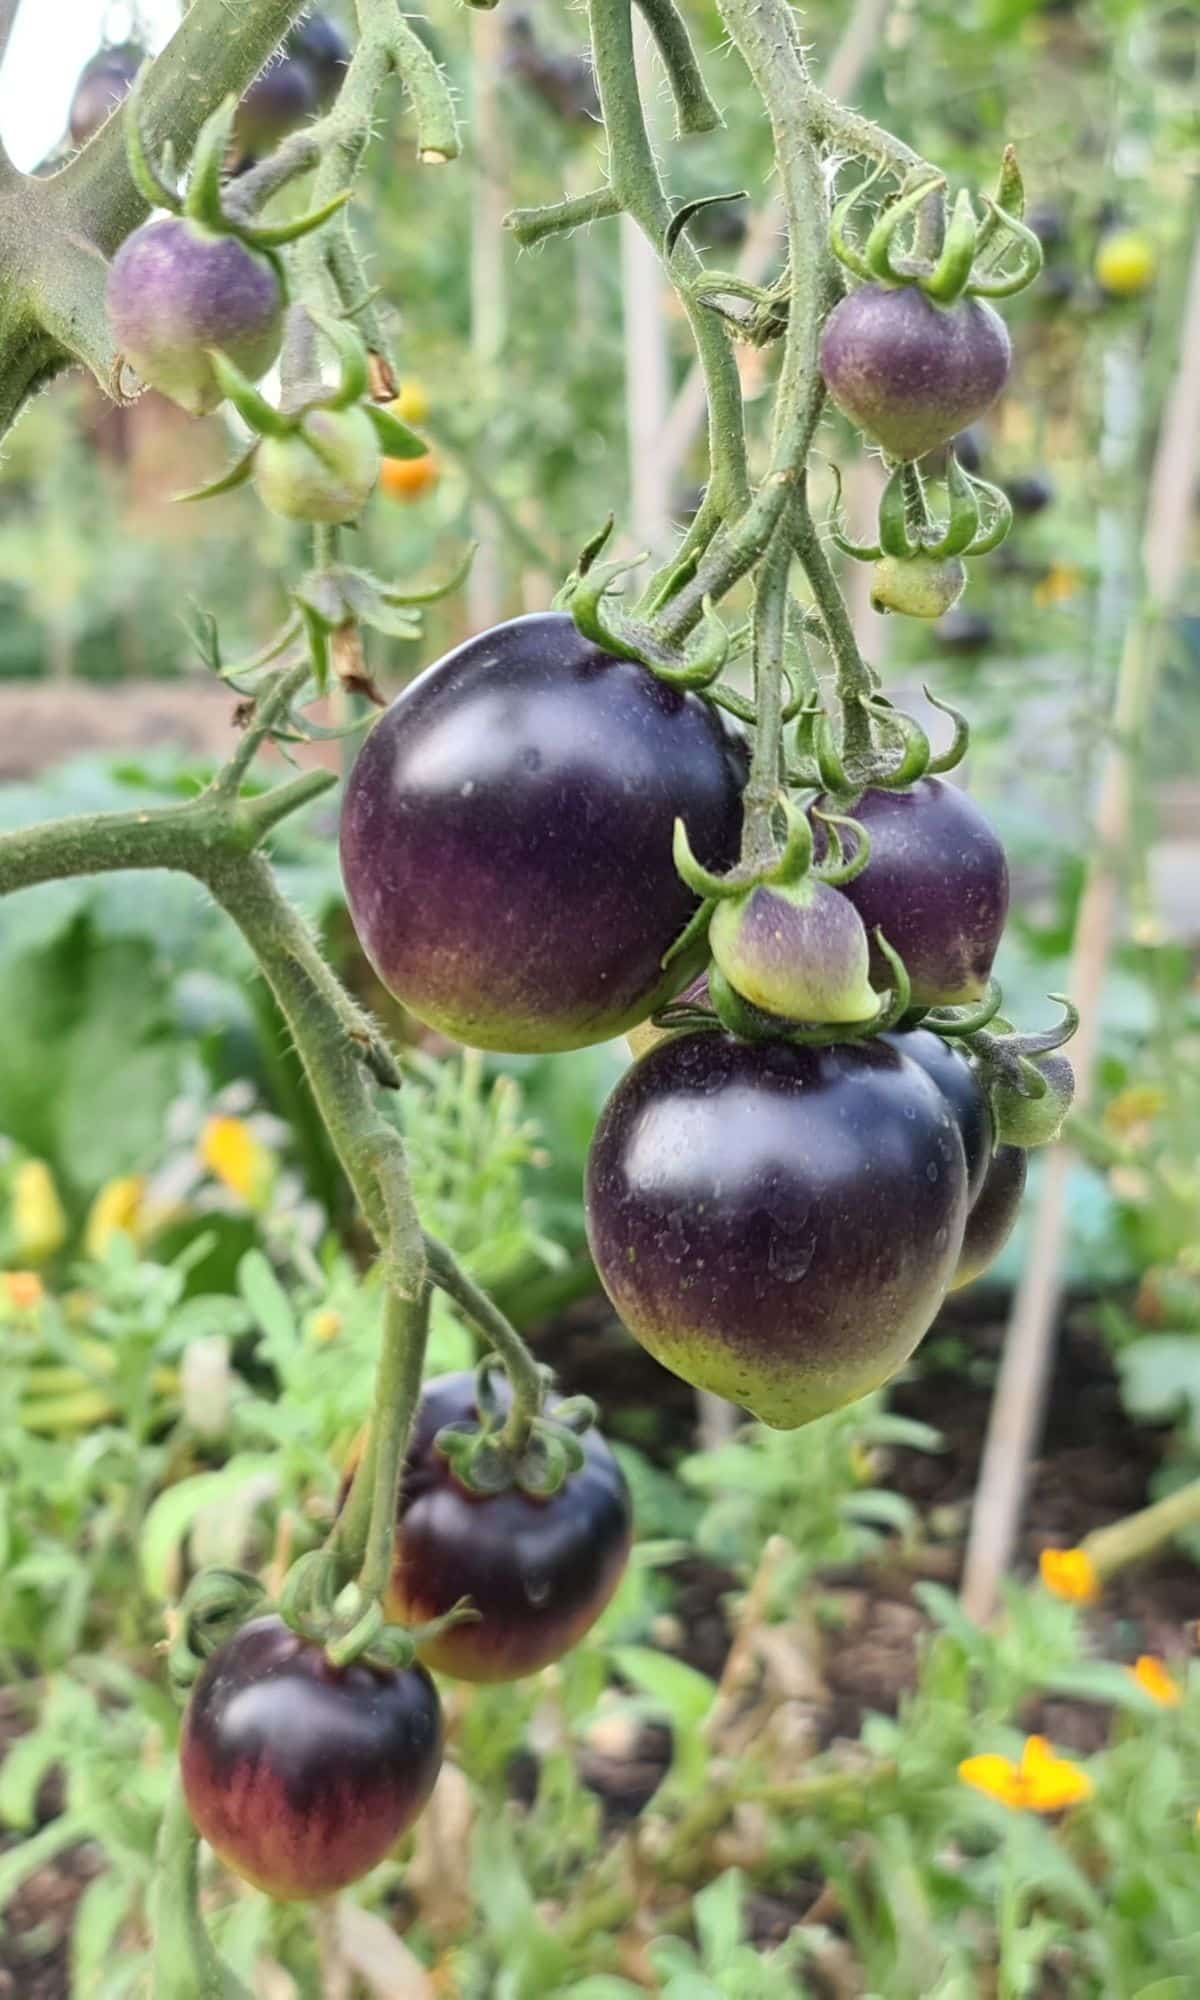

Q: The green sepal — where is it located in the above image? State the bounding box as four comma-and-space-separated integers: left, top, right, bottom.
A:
306, 308, 370, 408
673, 817, 742, 901
365, 403, 429, 459
878, 463, 920, 560
921, 980, 1004, 1037
828, 158, 887, 282
813, 807, 872, 887
765, 793, 815, 888
826, 459, 882, 563
864, 174, 946, 287
921, 188, 980, 304
936, 454, 985, 557
182, 95, 237, 231
924, 685, 971, 774
209, 350, 295, 438
974, 145, 1027, 258
661, 895, 716, 970
968, 199, 1044, 299
240, 187, 353, 250
174, 443, 259, 504
959, 472, 1013, 554
859, 697, 931, 788
124, 69, 183, 213
278, 1548, 343, 1639
376, 542, 477, 605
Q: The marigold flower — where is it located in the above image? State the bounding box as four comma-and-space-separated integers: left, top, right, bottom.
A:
2, 1270, 44, 1311
200, 1115, 273, 1206
1130, 1655, 1182, 1707
84, 1175, 147, 1258
959, 1735, 1094, 1813
1039, 1546, 1101, 1604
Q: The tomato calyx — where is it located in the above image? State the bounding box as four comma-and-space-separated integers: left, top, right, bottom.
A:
792, 687, 965, 797
273, 1549, 479, 1672
125, 82, 347, 271
962, 996, 1080, 1149
831, 457, 1014, 602
557, 526, 732, 692
434, 1358, 599, 1499
166, 1567, 269, 1696
831, 148, 1043, 306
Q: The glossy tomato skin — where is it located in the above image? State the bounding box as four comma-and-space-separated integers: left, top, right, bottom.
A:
882, 1027, 993, 1204
952, 1144, 1027, 1290
383, 1373, 633, 1682
340, 614, 747, 1052
818, 779, 1009, 1009
586, 1033, 969, 1429
820, 286, 1011, 462
181, 1616, 442, 1901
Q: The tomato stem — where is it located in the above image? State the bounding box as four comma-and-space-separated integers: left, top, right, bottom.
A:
587, 0, 750, 533
424, 1232, 545, 1449
153, 1776, 252, 2000
342, 1284, 433, 1607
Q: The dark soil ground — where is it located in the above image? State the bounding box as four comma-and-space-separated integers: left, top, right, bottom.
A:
3, 1293, 1195, 1999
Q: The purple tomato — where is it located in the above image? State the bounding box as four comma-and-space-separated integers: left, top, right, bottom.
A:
586, 1033, 969, 1428
820, 285, 1011, 462
340, 614, 747, 1052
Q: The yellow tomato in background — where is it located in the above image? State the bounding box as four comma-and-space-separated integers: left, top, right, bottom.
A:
390, 382, 430, 426
1095, 230, 1156, 298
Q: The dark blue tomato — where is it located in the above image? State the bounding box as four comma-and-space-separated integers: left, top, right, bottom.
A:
952, 1143, 1027, 1289
384, 1373, 633, 1681
586, 1033, 969, 1429
340, 614, 747, 1052
817, 779, 1009, 1009
181, 1616, 442, 1900
882, 1026, 993, 1203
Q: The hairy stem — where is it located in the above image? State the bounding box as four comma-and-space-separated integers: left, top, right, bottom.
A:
741, 518, 792, 863
337, 1286, 433, 1597
588, 0, 749, 522
792, 486, 876, 761
424, 1232, 544, 1448
153, 1777, 251, 2000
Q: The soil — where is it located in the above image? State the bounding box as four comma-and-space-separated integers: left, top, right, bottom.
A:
3, 1293, 1195, 1998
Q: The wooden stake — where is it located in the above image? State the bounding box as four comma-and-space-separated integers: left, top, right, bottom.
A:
961, 219, 1200, 1623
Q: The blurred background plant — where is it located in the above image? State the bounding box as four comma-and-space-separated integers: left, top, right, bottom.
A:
0, 0, 1197, 1991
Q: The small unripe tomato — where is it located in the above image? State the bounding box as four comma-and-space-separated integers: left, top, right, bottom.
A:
106, 218, 283, 418
709, 879, 877, 1024
1095, 230, 1156, 298
870, 554, 967, 620
380, 452, 440, 502
391, 382, 430, 426
820, 286, 1011, 462
255, 407, 381, 524
180, 1616, 443, 1900
991, 1052, 1075, 1149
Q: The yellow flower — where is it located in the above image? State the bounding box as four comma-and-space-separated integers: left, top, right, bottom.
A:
84, 1175, 147, 1258
1105, 1085, 1167, 1136
959, 1736, 1094, 1813
1033, 563, 1084, 610
1039, 1547, 1101, 1604
2, 1270, 44, 1311
12, 1160, 68, 1263
308, 1309, 343, 1346
1130, 1655, 1182, 1707
200, 1116, 273, 1207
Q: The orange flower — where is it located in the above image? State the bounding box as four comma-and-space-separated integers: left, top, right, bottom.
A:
1033, 563, 1083, 610
959, 1735, 1094, 1813
1039, 1547, 1101, 1604
1130, 1655, 1182, 1707
3, 1270, 44, 1311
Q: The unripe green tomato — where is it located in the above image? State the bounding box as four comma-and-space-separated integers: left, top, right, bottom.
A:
991, 1052, 1075, 1149
871, 554, 967, 619
709, 878, 877, 1025
255, 407, 381, 524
